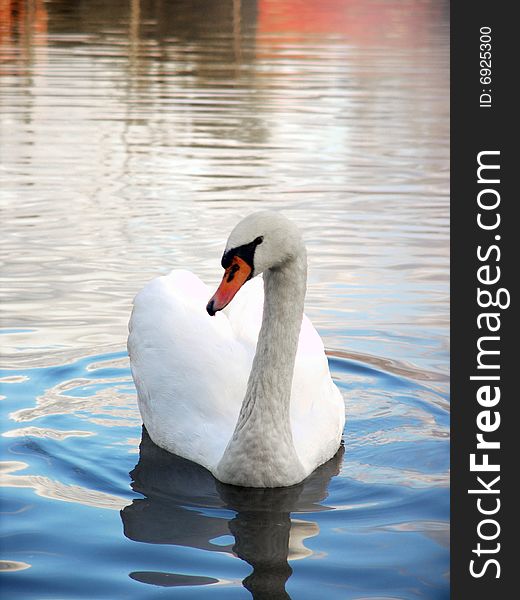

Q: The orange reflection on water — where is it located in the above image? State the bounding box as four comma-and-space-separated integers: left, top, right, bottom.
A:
257, 0, 445, 47
0, 0, 48, 67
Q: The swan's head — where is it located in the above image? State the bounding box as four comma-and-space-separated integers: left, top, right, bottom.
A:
206, 211, 303, 316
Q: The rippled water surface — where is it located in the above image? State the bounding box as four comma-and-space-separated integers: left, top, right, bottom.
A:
1, 0, 449, 598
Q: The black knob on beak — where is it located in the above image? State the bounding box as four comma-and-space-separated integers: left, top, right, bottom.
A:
206, 299, 216, 316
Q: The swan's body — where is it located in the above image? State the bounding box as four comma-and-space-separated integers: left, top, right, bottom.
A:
128, 212, 345, 487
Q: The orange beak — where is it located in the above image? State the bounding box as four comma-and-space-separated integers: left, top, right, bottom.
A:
206, 256, 252, 316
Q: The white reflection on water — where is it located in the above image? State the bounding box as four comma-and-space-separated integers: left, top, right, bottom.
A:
10, 375, 138, 426
0, 461, 128, 510
3, 427, 95, 440
0, 560, 32, 572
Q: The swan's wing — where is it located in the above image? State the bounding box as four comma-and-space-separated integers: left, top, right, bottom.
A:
291, 316, 346, 472
128, 270, 252, 471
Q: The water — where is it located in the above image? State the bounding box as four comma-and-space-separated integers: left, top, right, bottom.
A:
0, 0, 449, 597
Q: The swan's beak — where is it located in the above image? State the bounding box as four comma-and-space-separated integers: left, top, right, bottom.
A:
206, 256, 252, 316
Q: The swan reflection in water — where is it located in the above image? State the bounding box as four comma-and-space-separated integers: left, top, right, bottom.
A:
121, 429, 344, 598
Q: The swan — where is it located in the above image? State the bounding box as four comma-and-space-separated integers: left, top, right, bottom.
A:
128, 211, 345, 487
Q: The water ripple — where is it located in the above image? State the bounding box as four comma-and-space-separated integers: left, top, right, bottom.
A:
1, 0, 448, 597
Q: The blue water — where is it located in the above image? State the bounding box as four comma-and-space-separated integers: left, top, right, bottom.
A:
1, 0, 449, 597
1, 349, 449, 598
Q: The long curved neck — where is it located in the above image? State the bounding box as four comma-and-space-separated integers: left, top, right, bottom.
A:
243, 251, 307, 428
216, 249, 307, 487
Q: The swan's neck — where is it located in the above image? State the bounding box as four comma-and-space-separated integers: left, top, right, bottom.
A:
216, 250, 307, 487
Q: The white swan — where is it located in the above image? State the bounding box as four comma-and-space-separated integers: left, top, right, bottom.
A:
128, 211, 345, 487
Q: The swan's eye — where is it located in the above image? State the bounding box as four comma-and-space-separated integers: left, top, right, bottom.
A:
254, 236, 263, 245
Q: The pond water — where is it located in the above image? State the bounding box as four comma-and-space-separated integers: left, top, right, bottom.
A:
0, 0, 449, 598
